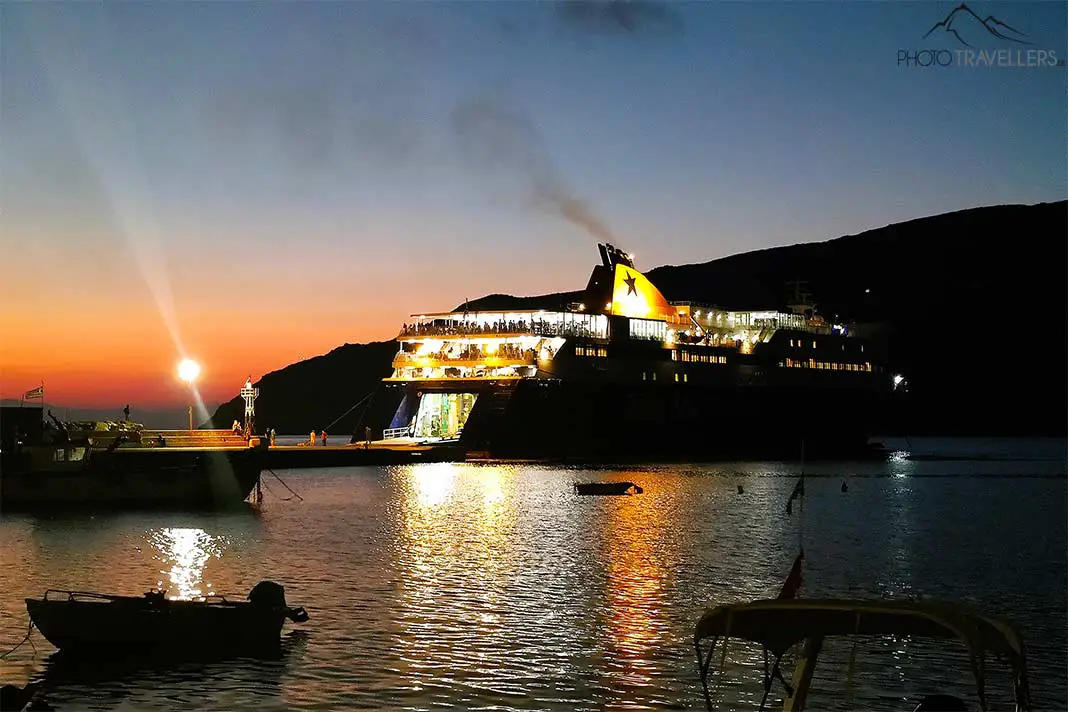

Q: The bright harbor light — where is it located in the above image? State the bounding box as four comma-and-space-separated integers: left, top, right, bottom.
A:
178, 358, 201, 383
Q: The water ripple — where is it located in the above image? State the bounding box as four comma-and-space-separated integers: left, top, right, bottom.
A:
1, 450, 1064, 710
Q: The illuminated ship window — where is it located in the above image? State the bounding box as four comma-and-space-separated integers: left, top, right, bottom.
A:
812, 341, 817, 348
631, 318, 667, 341
861, 345, 865, 353
652, 372, 657, 381
597, 348, 607, 357
575, 346, 585, 356
674, 373, 679, 382
671, 351, 678, 361
683, 373, 688, 383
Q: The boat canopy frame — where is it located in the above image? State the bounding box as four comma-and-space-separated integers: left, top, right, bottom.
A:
39, 588, 235, 605
694, 598, 1031, 712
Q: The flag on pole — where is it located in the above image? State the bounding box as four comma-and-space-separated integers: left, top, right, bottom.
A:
23, 385, 44, 400
777, 549, 804, 599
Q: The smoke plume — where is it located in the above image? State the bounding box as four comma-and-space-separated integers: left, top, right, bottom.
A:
554, 0, 683, 36
451, 92, 613, 241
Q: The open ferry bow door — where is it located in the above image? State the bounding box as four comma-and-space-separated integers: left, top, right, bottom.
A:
406, 392, 478, 440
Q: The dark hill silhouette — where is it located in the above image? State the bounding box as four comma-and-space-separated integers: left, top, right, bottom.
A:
211, 200, 1067, 438
205, 341, 399, 437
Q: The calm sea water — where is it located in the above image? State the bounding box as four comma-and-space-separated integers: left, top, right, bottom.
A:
1, 439, 1064, 711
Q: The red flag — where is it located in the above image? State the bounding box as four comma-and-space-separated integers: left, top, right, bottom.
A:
785, 474, 804, 514
778, 550, 804, 599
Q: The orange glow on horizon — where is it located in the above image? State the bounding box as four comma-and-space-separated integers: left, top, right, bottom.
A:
0, 305, 404, 408
0, 228, 590, 410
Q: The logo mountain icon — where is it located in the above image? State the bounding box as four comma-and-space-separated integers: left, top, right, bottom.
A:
923, 3, 1031, 48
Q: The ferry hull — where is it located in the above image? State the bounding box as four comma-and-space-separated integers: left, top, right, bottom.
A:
492, 380, 882, 460
392, 378, 885, 461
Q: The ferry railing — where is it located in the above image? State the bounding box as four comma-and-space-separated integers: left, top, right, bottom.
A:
399, 322, 606, 340
392, 353, 538, 366
382, 427, 409, 440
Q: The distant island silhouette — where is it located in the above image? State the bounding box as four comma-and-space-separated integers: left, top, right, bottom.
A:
923, 3, 1032, 48
210, 200, 1067, 439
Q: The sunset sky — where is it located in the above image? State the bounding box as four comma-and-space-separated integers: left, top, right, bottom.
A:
2, 1, 1064, 410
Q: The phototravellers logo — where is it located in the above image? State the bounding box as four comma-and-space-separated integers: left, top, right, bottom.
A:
897, 3, 1065, 69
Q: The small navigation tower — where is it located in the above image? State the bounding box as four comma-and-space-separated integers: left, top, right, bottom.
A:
240, 377, 259, 436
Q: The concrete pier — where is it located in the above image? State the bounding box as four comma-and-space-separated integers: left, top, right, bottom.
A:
129, 430, 466, 468
263, 440, 466, 469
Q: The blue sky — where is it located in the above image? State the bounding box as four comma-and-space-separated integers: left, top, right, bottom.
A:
1, 1, 1065, 406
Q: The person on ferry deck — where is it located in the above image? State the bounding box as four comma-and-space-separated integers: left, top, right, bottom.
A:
321, 430, 328, 446
310, 430, 316, 446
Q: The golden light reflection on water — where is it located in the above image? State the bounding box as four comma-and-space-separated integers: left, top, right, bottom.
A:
480, 466, 505, 510
410, 462, 458, 509
393, 463, 517, 684
148, 527, 226, 600
601, 474, 671, 693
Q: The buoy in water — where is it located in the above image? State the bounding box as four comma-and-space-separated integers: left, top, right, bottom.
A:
737, 484, 744, 494
841, 480, 848, 492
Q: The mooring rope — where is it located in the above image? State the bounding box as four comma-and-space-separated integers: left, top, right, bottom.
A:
267, 468, 304, 502
0, 620, 36, 659
260, 478, 296, 502
323, 392, 373, 434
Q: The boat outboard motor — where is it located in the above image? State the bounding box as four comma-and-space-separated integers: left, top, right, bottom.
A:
248, 580, 309, 623
912, 694, 967, 711
248, 580, 288, 608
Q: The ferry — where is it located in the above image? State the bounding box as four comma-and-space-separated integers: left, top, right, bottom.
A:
379, 244, 900, 460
